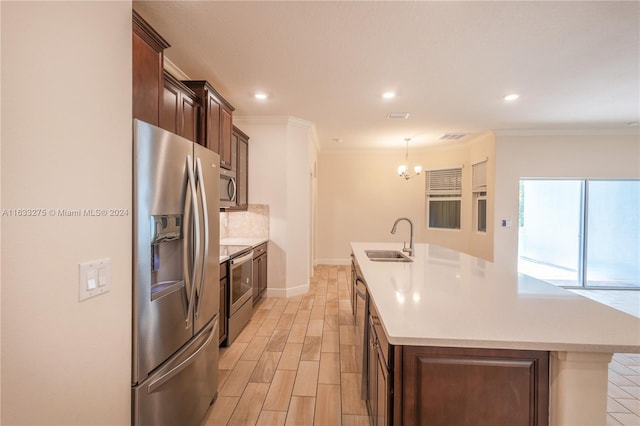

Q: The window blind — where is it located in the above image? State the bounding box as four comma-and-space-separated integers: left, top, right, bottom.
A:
426, 167, 462, 195
472, 160, 487, 192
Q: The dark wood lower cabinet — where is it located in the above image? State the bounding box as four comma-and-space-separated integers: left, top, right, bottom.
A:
366, 303, 392, 426
367, 327, 391, 426
252, 243, 268, 304
219, 264, 227, 345
402, 346, 549, 426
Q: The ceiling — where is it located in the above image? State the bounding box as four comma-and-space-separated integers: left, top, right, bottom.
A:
133, 1, 639, 151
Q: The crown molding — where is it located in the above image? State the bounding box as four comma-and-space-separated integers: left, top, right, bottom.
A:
494, 127, 640, 137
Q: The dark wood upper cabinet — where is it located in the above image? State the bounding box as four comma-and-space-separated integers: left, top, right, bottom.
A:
233, 126, 249, 210
182, 81, 235, 164
160, 72, 199, 143
132, 10, 169, 126
220, 109, 233, 168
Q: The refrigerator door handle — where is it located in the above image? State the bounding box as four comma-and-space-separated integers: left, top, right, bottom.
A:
194, 157, 208, 318
183, 154, 200, 326
146, 316, 217, 394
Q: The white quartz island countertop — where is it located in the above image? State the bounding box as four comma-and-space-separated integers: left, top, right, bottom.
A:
351, 242, 640, 353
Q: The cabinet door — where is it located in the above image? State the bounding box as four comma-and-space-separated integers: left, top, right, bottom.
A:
180, 93, 198, 142
237, 134, 249, 209
205, 94, 221, 153
160, 75, 181, 134
181, 80, 234, 156
252, 256, 260, 305
132, 11, 169, 125
258, 253, 267, 296
219, 277, 227, 345
160, 73, 199, 142
220, 108, 232, 169
253, 253, 268, 302
376, 349, 390, 426
402, 346, 549, 426
367, 322, 378, 424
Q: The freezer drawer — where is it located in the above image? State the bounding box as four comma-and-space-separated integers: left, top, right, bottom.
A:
132, 316, 219, 426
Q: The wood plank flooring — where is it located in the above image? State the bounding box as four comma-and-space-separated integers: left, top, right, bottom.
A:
203, 264, 640, 426
202, 265, 369, 426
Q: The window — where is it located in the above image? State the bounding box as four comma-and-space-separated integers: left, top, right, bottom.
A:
518, 179, 639, 289
426, 167, 462, 229
472, 160, 488, 233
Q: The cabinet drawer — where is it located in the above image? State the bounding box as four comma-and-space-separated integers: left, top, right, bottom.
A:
254, 242, 268, 257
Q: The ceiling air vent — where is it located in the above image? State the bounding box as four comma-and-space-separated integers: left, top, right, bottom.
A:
440, 133, 468, 141
387, 112, 410, 119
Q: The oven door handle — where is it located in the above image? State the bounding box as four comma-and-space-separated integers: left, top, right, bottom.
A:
231, 251, 254, 266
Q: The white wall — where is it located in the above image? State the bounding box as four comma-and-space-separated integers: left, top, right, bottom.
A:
493, 130, 640, 273
1, 2, 132, 424
234, 116, 318, 296
316, 133, 496, 264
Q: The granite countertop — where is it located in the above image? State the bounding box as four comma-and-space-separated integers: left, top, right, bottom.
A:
351, 242, 640, 353
219, 237, 269, 263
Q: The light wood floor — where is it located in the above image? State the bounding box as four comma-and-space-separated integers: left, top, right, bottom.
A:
203, 264, 640, 426
202, 264, 369, 425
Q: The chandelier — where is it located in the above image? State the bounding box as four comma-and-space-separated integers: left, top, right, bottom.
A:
397, 138, 422, 180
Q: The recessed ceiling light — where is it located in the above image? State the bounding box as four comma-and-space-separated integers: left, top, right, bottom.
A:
382, 92, 396, 99
332, 138, 343, 143
254, 92, 268, 100
504, 93, 520, 102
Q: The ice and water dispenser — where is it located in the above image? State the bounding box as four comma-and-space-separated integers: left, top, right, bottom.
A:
150, 214, 184, 301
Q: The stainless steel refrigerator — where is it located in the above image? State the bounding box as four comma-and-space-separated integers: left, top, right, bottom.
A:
132, 119, 220, 426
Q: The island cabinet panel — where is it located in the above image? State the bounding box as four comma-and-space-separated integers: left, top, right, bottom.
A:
402, 346, 549, 426
132, 10, 169, 126
367, 300, 393, 426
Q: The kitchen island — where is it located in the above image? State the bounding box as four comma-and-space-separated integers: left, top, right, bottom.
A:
351, 242, 640, 426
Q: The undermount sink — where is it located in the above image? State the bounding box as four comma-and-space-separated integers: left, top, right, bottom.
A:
365, 250, 413, 262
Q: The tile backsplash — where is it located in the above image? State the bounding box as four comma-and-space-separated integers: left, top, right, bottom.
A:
220, 204, 269, 239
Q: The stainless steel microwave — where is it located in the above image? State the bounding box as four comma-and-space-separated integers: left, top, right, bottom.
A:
220, 168, 237, 208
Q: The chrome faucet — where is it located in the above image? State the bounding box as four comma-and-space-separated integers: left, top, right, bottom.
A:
391, 217, 414, 256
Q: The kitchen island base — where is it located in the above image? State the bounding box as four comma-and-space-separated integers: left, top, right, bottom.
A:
351, 242, 639, 426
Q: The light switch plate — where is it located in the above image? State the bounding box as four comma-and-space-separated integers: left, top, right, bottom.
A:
79, 258, 111, 301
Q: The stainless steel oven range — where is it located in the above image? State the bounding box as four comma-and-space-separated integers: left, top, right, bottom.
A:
221, 245, 253, 345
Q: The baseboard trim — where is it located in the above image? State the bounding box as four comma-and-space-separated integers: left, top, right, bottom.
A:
265, 283, 310, 298
315, 258, 351, 266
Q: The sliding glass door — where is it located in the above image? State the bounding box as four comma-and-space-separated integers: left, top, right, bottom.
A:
585, 180, 640, 287
518, 179, 639, 289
